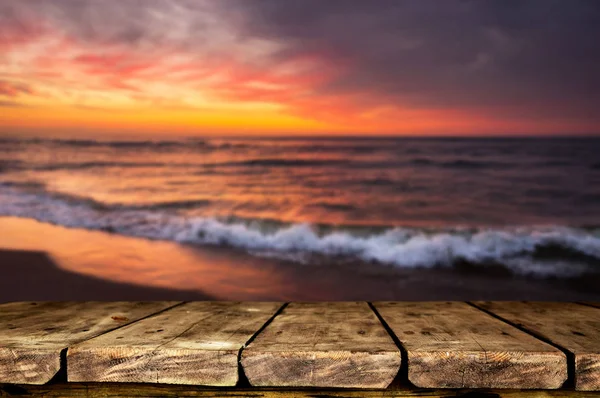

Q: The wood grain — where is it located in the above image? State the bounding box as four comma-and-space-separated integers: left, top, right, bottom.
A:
373, 301, 567, 389
241, 302, 401, 388
68, 302, 282, 386
474, 301, 600, 391
2, 383, 600, 397
0, 301, 177, 385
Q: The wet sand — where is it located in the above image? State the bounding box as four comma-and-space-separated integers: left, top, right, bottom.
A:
1, 216, 599, 302
0, 249, 213, 302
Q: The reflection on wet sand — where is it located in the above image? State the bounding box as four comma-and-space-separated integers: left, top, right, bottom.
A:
0, 249, 214, 302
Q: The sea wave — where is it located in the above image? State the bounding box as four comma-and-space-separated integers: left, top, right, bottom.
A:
0, 160, 24, 173
213, 159, 351, 168
0, 137, 251, 152
1, 184, 599, 278
0, 184, 212, 211
32, 161, 171, 171
404, 157, 515, 169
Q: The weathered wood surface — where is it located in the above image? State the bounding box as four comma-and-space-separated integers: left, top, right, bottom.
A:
0, 301, 177, 385
474, 301, 600, 391
68, 302, 282, 386
2, 383, 600, 398
241, 302, 402, 389
373, 302, 567, 389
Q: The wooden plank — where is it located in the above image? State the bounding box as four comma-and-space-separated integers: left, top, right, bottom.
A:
3, 383, 600, 398
581, 302, 600, 309
0, 301, 178, 385
474, 301, 600, 391
67, 302, 283, 386
373, 301, 567, 389
240, 302, 401, 389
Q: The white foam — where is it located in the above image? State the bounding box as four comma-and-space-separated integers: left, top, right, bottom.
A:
1, 185, 599, 278
175, 218, 600, 276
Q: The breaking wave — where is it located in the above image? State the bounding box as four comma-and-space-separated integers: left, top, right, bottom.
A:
1, 184, 599, 278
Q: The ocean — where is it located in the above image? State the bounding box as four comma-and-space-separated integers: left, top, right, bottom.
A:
1, 136, 600, 281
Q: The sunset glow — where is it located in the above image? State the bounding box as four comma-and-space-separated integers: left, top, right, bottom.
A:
1, 0, 599, 137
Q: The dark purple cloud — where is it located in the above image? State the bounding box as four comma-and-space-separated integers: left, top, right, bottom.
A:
233, 0, 600, 122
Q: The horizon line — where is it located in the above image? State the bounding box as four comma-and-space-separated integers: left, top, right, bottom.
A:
1, 132, 600, 141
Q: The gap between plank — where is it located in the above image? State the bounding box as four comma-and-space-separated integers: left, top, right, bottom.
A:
236, 302, 289, 387
367, 302, 409, 387
466, 301, 575, 390
47, 349, 68, 384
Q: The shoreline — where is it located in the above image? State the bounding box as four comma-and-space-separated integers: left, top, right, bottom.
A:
1, 216, 600, 302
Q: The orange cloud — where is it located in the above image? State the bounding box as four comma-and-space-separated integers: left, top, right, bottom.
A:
0, 80, 36, 97
0, 0, 598, 137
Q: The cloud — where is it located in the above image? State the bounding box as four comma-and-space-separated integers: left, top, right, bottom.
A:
1, 0, 599, 132
0, 1, 282, 99
233, 0, 600, 121
0, 80, 36, 97
2, 0, 252, 56
0, 100, 29, 107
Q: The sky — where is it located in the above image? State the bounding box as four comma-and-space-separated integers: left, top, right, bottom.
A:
1, 0, 599, 137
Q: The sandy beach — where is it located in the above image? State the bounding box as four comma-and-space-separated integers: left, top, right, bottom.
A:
1, 216, 599, 302
0, 249, 215, 301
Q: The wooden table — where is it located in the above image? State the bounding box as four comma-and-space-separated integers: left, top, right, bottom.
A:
0, 301, 599, 397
